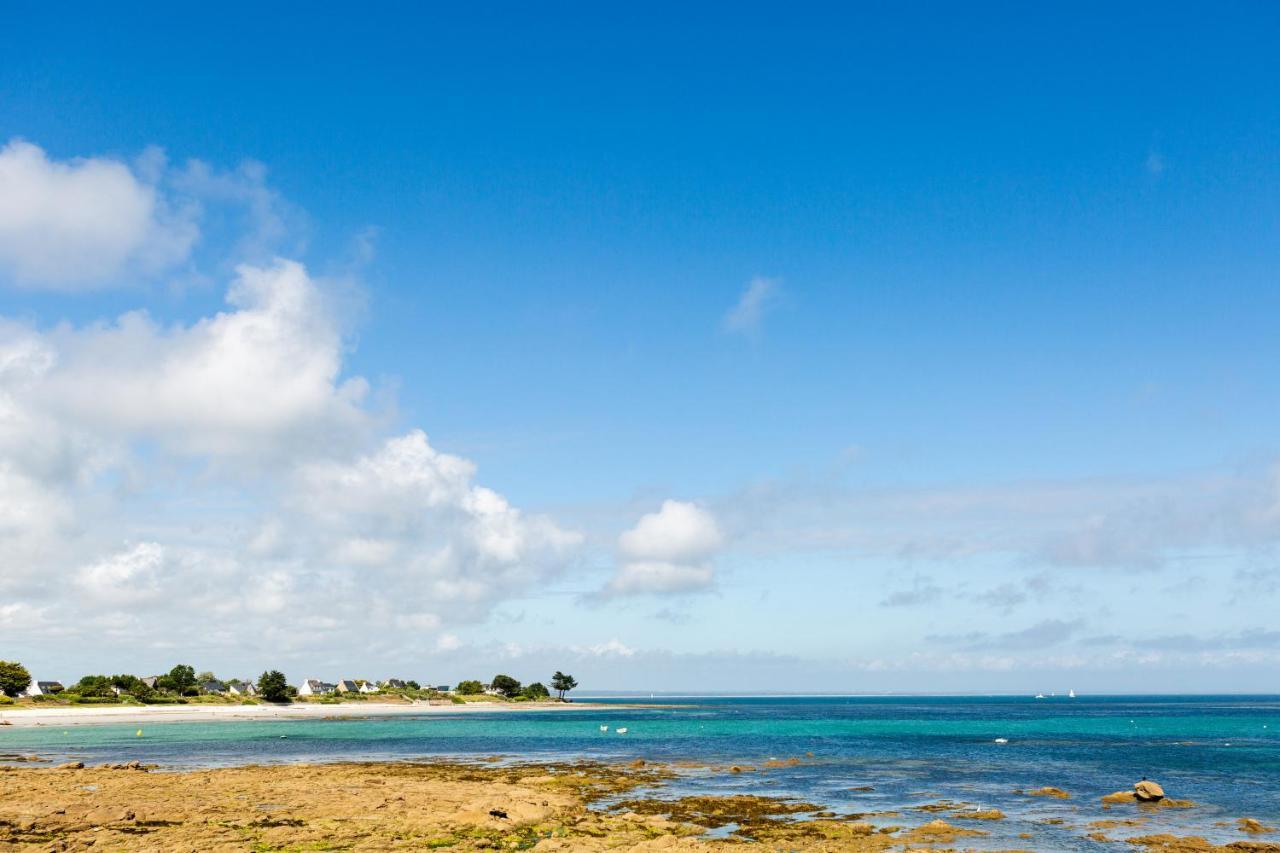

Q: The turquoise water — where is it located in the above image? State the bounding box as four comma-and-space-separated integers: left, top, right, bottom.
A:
3, 695, 1277, 850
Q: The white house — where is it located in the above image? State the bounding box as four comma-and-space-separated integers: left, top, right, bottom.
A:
297, 679, 335, 696
23, 680, 64, 697
382, 678, 407, 690
358, 681, 380, 694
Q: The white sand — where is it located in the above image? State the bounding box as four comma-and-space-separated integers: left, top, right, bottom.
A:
0, 700, 602, 728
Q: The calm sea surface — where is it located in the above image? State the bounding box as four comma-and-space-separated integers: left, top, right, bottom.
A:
3, 694, 1278, 850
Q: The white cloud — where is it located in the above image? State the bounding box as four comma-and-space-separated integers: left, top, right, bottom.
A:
604, 500, 722, 596
0, 140, 198, 288
289, 429, 583, 617
75, 542, 169, 606
582, 638, 636, 657
722, 276, 780, 335
28, 258, 369, 459
0, 249, 583, 658
619, 499, 722, 563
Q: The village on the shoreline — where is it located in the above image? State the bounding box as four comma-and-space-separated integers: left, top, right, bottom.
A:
0, 660, 578, 707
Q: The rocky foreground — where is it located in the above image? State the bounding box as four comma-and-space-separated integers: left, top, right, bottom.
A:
0, 760, 1277, 851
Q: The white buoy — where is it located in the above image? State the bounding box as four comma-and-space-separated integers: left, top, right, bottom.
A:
616, 727, 628, 734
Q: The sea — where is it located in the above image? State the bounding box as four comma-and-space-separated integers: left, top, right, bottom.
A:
3, 694, 1278, 850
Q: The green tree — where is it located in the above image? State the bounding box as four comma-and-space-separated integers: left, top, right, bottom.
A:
0, 660, 31, 697
490, 674, 521, 698
111, 675, 153, 700
69, 675, 116, 698
521, 682, 550, 700
454, 679, 484, 695
257, 670, 290, 703
406, 680, 421, 690
166, 664, 197, 695
550, 671, 578, 700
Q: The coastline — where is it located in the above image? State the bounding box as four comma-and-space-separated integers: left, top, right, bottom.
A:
0, 700, 605, 728
1, 758, 1275, 852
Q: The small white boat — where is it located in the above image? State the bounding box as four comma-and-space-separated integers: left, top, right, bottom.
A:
1035, 694, 1045, 699
994, 738, 1009, 744
1068, 689, 1076, 699
616, 727, 628, 734
599, 725, 609, 732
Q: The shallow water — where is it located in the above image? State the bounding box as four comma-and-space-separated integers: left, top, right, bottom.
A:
3, 694, 1277, 850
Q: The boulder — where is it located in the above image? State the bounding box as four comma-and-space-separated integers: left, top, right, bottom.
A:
1027, 786, 1071, 799
55, 761, 83, 770
1135, 780, 1165, 801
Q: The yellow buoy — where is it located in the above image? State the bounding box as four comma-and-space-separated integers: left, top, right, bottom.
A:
136, 729, 143, 737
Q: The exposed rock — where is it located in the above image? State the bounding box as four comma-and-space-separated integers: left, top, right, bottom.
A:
1105, 791, 1140, 804
1026, 786, 1071, 798
906, 818, 986, 840
1240, 819, 1277, 835
1124, 834, 1280, 853
54, 762, 83, 770
1135, 780, 1166, 801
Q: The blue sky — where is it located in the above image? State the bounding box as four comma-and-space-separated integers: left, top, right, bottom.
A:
2, 3, 1279, 691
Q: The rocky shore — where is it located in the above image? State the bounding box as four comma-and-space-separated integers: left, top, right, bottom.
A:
1, 760, 1277, 852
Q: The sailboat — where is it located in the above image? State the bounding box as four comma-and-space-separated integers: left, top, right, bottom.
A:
1034, 693, 1045, 699
1068, 689, 1076, 699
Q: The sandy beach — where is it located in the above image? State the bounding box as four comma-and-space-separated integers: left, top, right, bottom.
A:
0, 700, 603, 728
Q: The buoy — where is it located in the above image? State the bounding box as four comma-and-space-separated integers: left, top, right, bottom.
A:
136, 729, 142, 737
616, 727, 628, 734
994, 738, 1009, 744
599, 725, 609, 732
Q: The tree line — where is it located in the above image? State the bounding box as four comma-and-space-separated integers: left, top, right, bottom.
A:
1, 661, 577, 704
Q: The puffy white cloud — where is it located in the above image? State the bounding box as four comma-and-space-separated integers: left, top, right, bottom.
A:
722, 276, 780, 335
604, 500, 722, 596
0, 250, 582, 660
32, 259, 369, 458
286, 429, 583, 617
619, 499, 722, 563
0, 140, 198, 288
